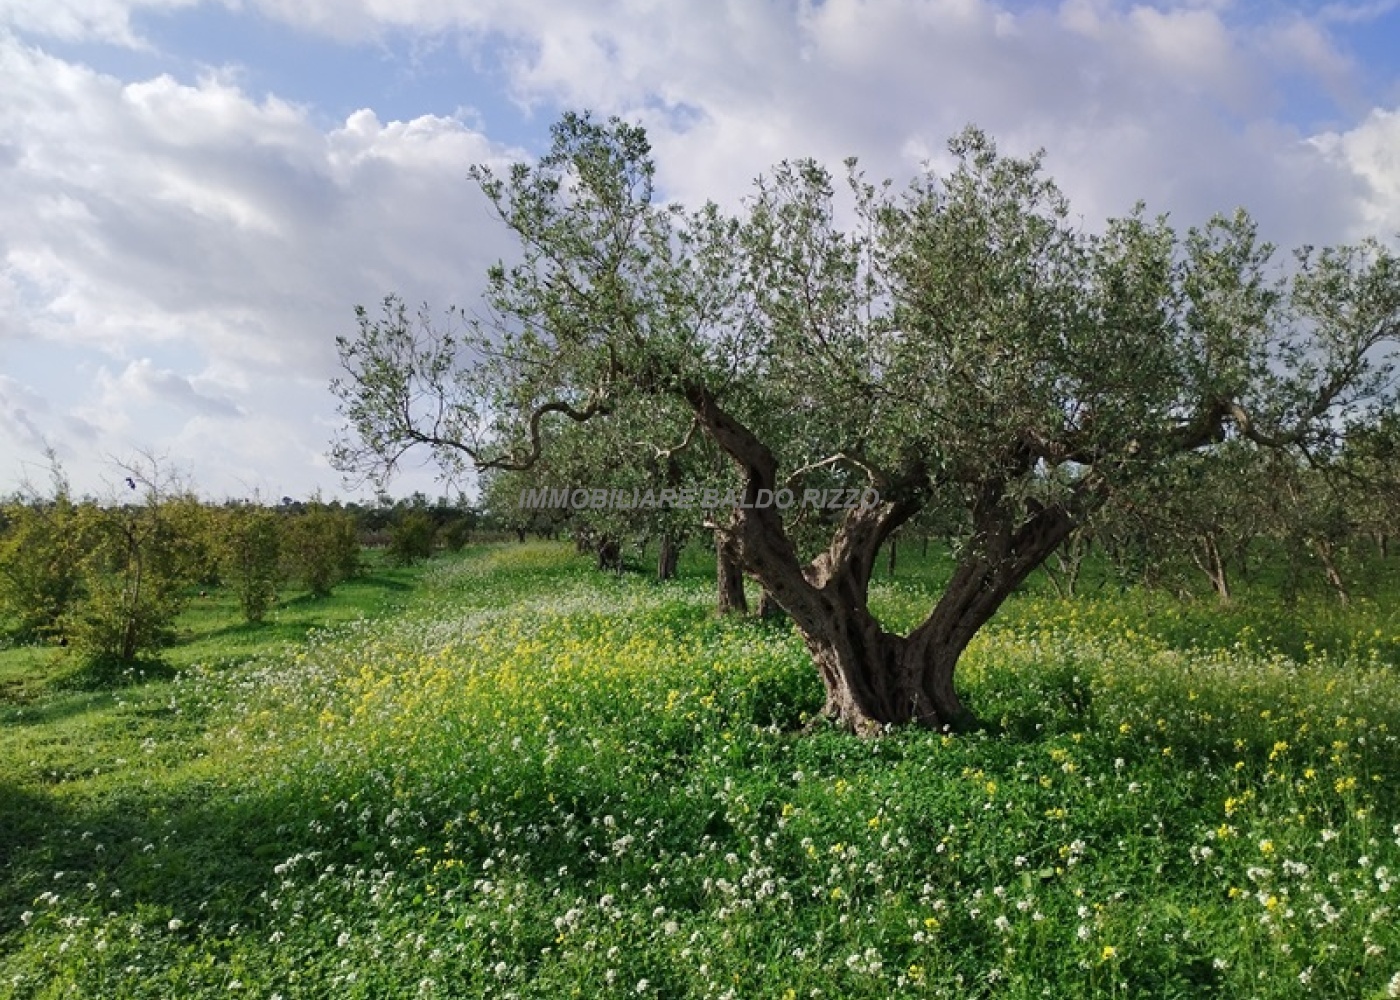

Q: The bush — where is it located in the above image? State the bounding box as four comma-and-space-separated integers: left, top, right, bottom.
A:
282, 506, 361, 597
220, 505, 283, 622
439, 517, 473, 552
387, 510, 435, 566
0, 496, 85, 641
63, 501, 191, 663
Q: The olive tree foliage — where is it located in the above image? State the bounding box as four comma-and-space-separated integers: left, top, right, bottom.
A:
282, 504, 360, 597
1350, 415, 1400, 558
219, 504, 283, 622
333, 112, 1400, 735
62, 459, 206, 665
0, 461, 85, 641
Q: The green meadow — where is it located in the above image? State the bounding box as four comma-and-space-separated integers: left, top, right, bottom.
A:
3, 543, 1400, 998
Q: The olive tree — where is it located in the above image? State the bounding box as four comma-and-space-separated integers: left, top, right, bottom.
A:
282, 504, 360, 597
220, 503, 283, 622
334, 112, 1399, 734
63, 460, 204, 664
0, 465, 85, 641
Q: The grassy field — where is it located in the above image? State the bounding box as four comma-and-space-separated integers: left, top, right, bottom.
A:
2, 543, 1399, 998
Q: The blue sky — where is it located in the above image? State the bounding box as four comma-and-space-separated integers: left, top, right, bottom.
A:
2, 0, 1399, 502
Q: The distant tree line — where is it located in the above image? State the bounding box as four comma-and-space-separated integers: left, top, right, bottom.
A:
0, 460, 486, 668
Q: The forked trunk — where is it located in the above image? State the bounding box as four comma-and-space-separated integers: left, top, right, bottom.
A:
1192, 533, 1231, 603
771, 501, 1077, 735
804, 605, 971, 736
681, 381, 1077, 736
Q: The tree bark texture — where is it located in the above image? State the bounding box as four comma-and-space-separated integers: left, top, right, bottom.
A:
716, 533, 748, 615
657, 532, 679, 582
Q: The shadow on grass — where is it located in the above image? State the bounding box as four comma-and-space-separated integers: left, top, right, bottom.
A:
0, 688, 122, 731
0, 770, 348, 936
190, 617, 323, 649
53, 655, 177, 692
0, 781, 64, 872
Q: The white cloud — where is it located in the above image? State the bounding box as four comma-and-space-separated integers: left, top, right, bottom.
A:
0, 0, 201, 47
1312, 108, 1400, 239
0, 31, 524, 498
236, 0, 1354, 246
3, 0, 1399, 499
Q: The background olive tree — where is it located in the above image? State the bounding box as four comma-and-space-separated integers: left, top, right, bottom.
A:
281, 503, 361, 597
0, 461, 85, 642
61, 459, 205, 666
219, 503, 283, 622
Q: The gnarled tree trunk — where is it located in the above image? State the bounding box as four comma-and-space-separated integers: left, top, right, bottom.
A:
715, 533, 747, 614
799, 603, 968, 736
686, 382, 1081, 735
596, 535, 622, 574
657, 532, 679, 581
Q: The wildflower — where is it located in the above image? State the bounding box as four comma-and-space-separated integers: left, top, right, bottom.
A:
168, 919, 184, 932
1101, 945, 1117, 961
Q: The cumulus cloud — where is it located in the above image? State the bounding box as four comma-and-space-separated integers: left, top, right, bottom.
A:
0, 30, 524, 497
0, 0, 200, 47
1311, 107, 1400, 239
98, 359, 243, 418
2, 0, 1398, 499
233, 0, 1387, 248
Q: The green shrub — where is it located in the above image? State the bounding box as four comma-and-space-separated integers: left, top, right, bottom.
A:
0, 496, 84, 641
386, 509, 435, 566
62, 501, 191, 663
220, 505, 283, 622
281, 505, 361, 596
